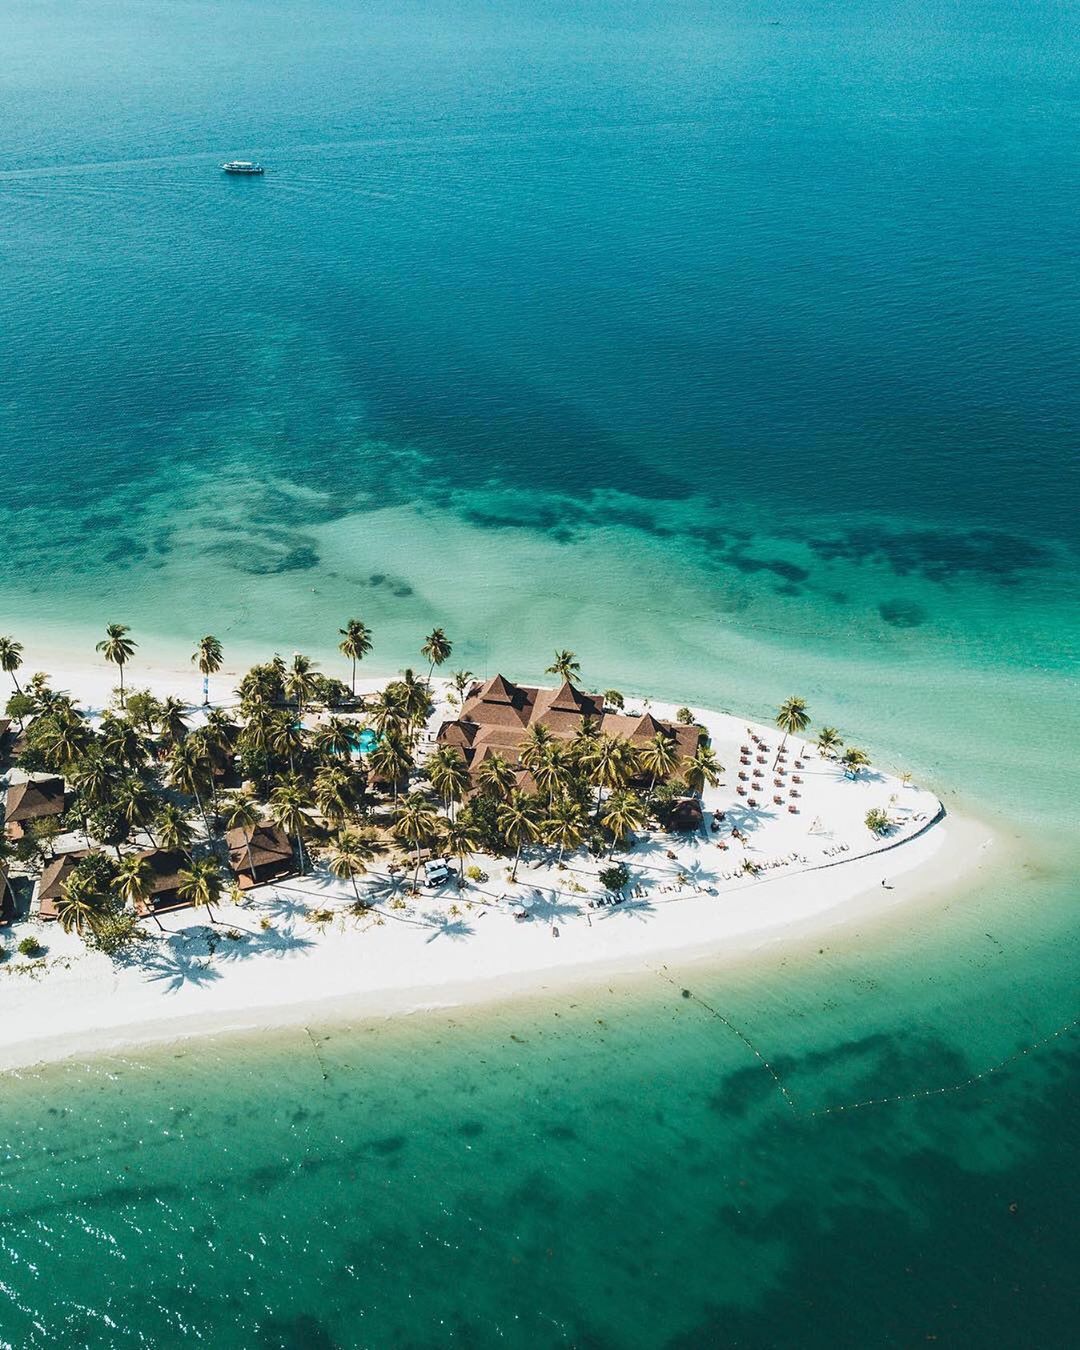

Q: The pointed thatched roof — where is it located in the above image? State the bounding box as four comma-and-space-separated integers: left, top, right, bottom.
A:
476, 674, 522, 705
5, 777, 66, 831
225, 823, 294, 874
37, 850, 89, 920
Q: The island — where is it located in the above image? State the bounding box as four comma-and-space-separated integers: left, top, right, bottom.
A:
0, 625, 987, 1072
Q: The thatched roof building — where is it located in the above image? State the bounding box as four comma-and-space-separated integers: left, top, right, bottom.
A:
437, 676, 700, 787
37, 851, 89, 921
225, 823, 295, 890
133, 849, 191, 916
4, 776, 67, 841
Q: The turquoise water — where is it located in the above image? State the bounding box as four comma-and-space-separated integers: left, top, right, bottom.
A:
1, 1, 1078, 1344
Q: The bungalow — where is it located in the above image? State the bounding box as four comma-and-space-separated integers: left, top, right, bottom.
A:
225, 822, 295, 890
4, 776, 67, 842
133, 849, 191, 917
667, 797, 705, 833
37, 850, 89, 921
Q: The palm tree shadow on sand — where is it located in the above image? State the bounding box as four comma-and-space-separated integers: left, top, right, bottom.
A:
423, 916, 475, 943
136, 943, 224, 993
211, 925, 317, 963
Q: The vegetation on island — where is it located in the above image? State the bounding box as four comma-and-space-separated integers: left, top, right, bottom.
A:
0, 625, 891, 955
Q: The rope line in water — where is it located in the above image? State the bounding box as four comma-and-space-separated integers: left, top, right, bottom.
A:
808, 1016, 1080, 1117
653, 964, 1078, 1121
653, 965, 798, 1115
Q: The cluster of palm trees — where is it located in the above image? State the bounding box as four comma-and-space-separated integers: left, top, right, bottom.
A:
0, 624, 466, 941
2, 674, 236, 936
403, 714, 723, 889
774, 698, 872, 778
0, 622, 884, 943
810, 720, 871, 777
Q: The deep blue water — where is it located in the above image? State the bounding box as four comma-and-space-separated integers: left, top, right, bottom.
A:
1, 2, 1078, 1346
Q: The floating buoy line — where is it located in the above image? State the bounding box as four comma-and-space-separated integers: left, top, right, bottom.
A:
652, 965, 1078, 1120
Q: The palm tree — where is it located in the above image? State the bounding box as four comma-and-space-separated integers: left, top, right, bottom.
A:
338, 619, 373, 696
158, 696, 189, 749
113, 776, 158, 845
841, 747, 871, 779
312, 716, 355, 760
313, 763, 360, 828
113, 853, 160, 930
586, 734, 638, 820
168, 739, 213, 838
638, 730, 680, 803
267, 712, 305, 776
192, 635, 224, 706
155, 802, 196, 857
392, 793, 441, 890
544, 797, 587, 865
546, 650, 580, 681
425, 745, 470, 816
449, 670, 475, 706
202, 707, 237, 758
531, 743, 573, 803
519, 724, 554, 771
56, 875, 102, 936
369, 684, 409, 738
497, 791, 539, 882
369, 732, 412, 803
223, 794, 262, 882
0, 636, 24, 693
99, 713, 146, 771
570, 716, 600, 763
601, 789, 647, 858
177, 857, 224, 924
284, 653, 318, 714
396, 668, 432, 735
775, 696, 811, 764
327, 828, 377, 906
681, 745, 722, 795
420, 628, 453, 684
72, 749, 112, 814
37, 710, 93, 772
816, 726, 844, 758
476, 752, 516, 800
269, 776, 313, 873
442, 817, 480, 885
96, 624, 137, 706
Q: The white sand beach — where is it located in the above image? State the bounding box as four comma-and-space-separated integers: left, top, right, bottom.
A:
0, 655, 992, 1073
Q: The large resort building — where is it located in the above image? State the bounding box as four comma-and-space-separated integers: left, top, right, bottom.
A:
436, 675, 702, 790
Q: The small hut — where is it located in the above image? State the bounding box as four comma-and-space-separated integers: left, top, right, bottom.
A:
667, 797, 704, 833
4, 777, 67, 841
225, 823, 295, 890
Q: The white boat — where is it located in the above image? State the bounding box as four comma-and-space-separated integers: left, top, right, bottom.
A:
221, 160, 264, 175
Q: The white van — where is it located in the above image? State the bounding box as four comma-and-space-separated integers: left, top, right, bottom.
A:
423, 858, 452, 888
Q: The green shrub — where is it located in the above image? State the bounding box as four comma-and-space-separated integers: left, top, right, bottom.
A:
865, 807, 892, 835
465, 865, 488, 883
85, 912, 141, 958
676, 707, 695, 725
17, 937, 44, 958
598, 863, 630, 893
